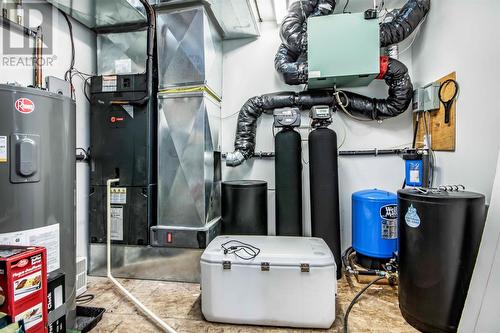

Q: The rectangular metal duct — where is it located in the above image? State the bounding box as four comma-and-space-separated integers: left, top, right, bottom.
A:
97, 31, 148, 75
156, 5, 223, 97
154, 91, 221, 248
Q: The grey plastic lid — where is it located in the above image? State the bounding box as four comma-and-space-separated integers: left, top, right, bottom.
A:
398, 189, 484, 202
222, 180, 267, 188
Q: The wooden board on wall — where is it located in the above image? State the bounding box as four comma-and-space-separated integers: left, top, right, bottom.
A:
414, 72, 457, 151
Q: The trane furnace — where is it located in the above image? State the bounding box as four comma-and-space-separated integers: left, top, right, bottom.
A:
89, 3, 222, 281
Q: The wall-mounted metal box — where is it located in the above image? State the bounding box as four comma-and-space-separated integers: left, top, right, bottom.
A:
157, 5, 223, 97
307, 13, 380, 89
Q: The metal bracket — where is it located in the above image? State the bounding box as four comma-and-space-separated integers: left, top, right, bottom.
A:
261, 262, 270, 271
222, 261, 231, 270
300, 263, 310, 273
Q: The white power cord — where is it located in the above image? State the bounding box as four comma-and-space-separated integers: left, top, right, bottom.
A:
107, 179, 178, 333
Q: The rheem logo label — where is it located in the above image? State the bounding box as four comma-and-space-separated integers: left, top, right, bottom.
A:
15, 98, 35, 114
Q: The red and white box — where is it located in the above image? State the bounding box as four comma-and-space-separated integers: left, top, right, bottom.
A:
0, 246, 48, 333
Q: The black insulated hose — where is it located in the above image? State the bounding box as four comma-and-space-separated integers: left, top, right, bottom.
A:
226, 91, 336, 166
275, 0, 336, 85
274, 44, 308, 86
380, 0, 431, 47
279, 0, 336, 54
339, 57, 413, 120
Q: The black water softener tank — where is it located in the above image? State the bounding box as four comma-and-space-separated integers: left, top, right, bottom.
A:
398, 189, 486, 333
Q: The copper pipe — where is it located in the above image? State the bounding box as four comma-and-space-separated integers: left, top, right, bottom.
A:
34, 26, 43, 88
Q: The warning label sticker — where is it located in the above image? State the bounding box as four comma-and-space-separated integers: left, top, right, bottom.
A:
0, 224, 61, 273
110, 188, 127, 205
0, 136, 6, 163
381, 219, 398, 240
110, 207, 124, 241
102, 75, 118, 92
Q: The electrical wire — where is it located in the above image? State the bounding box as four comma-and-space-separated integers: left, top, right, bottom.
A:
58, 9, 75, 85
343, 0, 350, 13
343, 276, 386, 333
398, 13, 428, 56
334, 90, 373, 122
76, 293, 95, 304
221, 240, 261, 261
71, 71, 92, 103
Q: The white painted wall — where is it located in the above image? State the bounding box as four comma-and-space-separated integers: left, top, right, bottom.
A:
411, 0, 500, 202
222, 0, 413, 250
0, 3, 96, 260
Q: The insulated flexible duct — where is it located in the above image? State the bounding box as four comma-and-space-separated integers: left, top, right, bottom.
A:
275, 0, 336, 85
226, 91, 336, 166
340, 57, 413, 120
279, 0, 336, 54
227, 57, 412, 166
380, 0, 431, 47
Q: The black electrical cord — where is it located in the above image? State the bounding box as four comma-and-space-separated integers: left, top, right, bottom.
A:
343, 0, 351, 13
221, 240, 261, 260
343, 276, 386, 333
58, 9, 75, 83
76, 293, 95, 304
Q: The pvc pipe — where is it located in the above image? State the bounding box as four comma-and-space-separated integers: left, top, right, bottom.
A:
106, 179, 178, 333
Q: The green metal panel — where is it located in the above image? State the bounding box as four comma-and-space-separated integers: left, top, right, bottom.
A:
307, 13, 380, 89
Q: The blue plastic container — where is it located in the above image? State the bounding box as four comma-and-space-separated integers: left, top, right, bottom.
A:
352, 189, 398, 259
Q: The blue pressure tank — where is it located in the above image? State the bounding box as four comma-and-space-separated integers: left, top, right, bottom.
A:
352, 189, 398, 259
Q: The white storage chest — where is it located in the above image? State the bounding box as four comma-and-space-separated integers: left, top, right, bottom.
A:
201, 236, 337, 328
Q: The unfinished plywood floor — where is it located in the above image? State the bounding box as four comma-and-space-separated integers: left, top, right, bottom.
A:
84, 276, 417, 333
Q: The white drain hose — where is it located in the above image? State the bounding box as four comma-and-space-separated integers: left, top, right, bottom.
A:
107, 179, 178, 333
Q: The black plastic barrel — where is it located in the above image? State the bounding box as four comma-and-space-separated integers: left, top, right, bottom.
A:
221, 180, 268, 235
309, 127, 341, 280
275, 128, 302, 236
398, 189, 486, 333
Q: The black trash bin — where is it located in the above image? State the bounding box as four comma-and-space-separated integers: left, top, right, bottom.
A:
221, 180, 268, 235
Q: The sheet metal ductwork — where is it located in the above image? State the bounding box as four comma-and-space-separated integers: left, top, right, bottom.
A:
226, 91, 336, 166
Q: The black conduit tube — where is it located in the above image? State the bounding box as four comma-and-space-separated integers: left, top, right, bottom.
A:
226, 91, 336, 166
130, 0, 155, 106
380, 0, 431, 47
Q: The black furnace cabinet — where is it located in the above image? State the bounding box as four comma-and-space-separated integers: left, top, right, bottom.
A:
89, 74, 155, 246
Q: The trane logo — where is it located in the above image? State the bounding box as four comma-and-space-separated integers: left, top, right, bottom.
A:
15, 98, 35, 114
